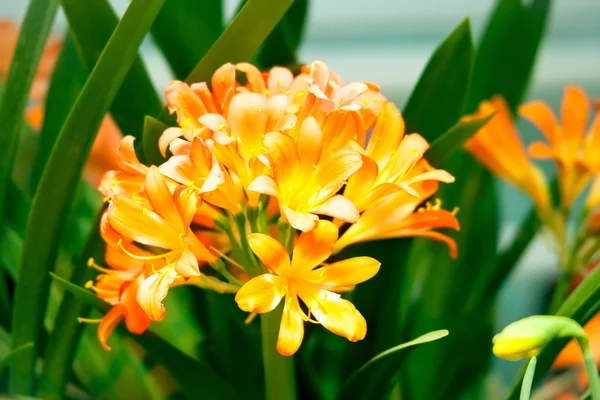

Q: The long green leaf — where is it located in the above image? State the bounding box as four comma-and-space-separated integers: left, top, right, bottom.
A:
427, 114, 493, 167
142, 115, 168, 166
403, 18, 474, 141
336, 330, 449, 400
9, 0, 165, 393
61, 0, 162, 137
506, 264, 600, 400
31, 34, 87, 191
151, 0, 223, 79
467, 0, 551, 112
0, 0, 58, 256
38, 222, 104, 399
257, 0, 309, 68
186, 0, 295, 83
0, 343, 34, 374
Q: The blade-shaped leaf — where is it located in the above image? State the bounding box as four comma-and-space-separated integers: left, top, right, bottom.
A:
186, 0, 295, 83
427, 114, 494, 167
467, 0, 551, 112
0, 343, 34, 374
0, 0, 58, 263
31, 34, 87, 191
403, 18, 474, 141
61, 0, 162, 137
10, 0, 165, 393
49, 272, 109, 313
336, 330, 449, 400
151, 0, 223, 79
142, 115, 168, 166
257, 0, 309, 68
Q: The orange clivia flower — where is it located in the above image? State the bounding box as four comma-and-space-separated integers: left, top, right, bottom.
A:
464, 96, 552, 217
249, 117, 362, 232
520, 86, 600, 208
235, 220, 380, 355
335, 180, 460, 257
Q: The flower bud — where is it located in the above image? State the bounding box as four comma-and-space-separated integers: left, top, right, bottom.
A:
493, 315, 586, 360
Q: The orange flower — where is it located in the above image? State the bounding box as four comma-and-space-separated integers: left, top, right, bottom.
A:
334, 180, 460, 257
99, 135, 148, 197
465, 96, 552, 216
344, 102, 454, 212
235, 220, 380, 355
520, 86, 600, 208
249, 118, 362, 232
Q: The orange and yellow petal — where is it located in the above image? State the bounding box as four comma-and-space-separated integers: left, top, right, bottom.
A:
291, 220, 338, 271
136, 267, 178, 322
98, 305, 126, 350
309, 256, 380, 287
310, 296, 367, 342
235, 274, 286, 313
277, 294, 305, 356
247, 233, 291, 273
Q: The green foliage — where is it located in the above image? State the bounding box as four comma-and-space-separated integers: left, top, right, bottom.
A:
336, 330, 449, 400
9, 0, 166, 394
142, 116, 169, 166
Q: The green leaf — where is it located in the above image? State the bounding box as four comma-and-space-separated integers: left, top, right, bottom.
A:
38, 223, 104, 399
49, 272, 109, 313
0, 0, 58, 258
257, 0, 309, 68
403, 18, 474, 141
0, 343, 34, 374
521, 357, 537, 400
505, 253, 600, 400
427, 114, 493, 167
151, 0, 223, 79
186, 0, 295, 83
142, 115, 168, 166
31, 34, 87, 191
10, 0, 165, 393
61, 0, 162, 137
467, 0, 551, 112
336, 330, 449, 400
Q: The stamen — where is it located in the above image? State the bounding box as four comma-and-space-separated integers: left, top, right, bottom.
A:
452, 207, 460, 216
102, 196, 111, 203
284, 90, 291, 95
85, 280, 116, 296
209, 246, 245, 271
244, 312, 258, 325
218, 123, 227, 131
77, 317, 103, 324
265, 89, 271, 96
87, 258, 115, 274
117, 238, 176, 261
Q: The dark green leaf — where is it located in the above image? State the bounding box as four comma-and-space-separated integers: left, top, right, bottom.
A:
142, 115, 168, 166
61, 0, 162, 137
467, 0, 551, 112
427, 114, 493, 167
10, 0, 165, 393
38, 221, 104, 399
403, 18, 474, 141
257, 0, 309, 68
151, 0, 223, 79
0, 0, 58, 269
186, 0, 295, 83
0, 343, 34, 373
336, 330, 449, 400
31, 34, 87, 191
49, 272, 109, 313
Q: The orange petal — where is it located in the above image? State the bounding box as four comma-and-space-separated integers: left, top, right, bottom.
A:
166, 81, 207, 132
237, 62, 266, 93
311, 194, 359, 223
173, 186, 199, 229
98, 305, 125, 350
365, 102, 405, 164
561, 85, 589, 153
291, 220, 338, 271
108, 196, 181, 249
117, 135, 147, 175
276, 294, 305, 356
311, 148, 362, 203
281, 206, 318, 233
297, 117, 323, 168
311, 296, 367, 342
528, 141, 555, 159
122, 279, 151, 334
211, 63, 237, 113
332, 82, 368, 108
310, 256, 380, 287
228, 92, 268, 159
248, 175, 280, 197
158, 127, 185, 157
344, 154, 379, 211
519, 100, 559, 146
267, 67, 294, 94
145, 166, 184, 232
248, 233, 291, 273
235, 274, 286, 313
172, 248, 200, 278
137, 268, 178, 321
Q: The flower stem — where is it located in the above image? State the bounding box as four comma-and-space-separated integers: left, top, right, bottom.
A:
261, 308, 297, 400
520, 356, 537, 400
578, 338, 600, 399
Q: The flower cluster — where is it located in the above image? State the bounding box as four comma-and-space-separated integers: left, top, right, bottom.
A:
90, 61, 458, 355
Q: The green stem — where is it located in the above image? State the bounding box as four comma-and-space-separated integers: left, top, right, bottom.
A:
520, 357, 537, 400
578, 339, 600, 399
548, 272, 573, 314
234, 213, 263, 276
277, 220, 294, 254
261, 307, 297, 400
